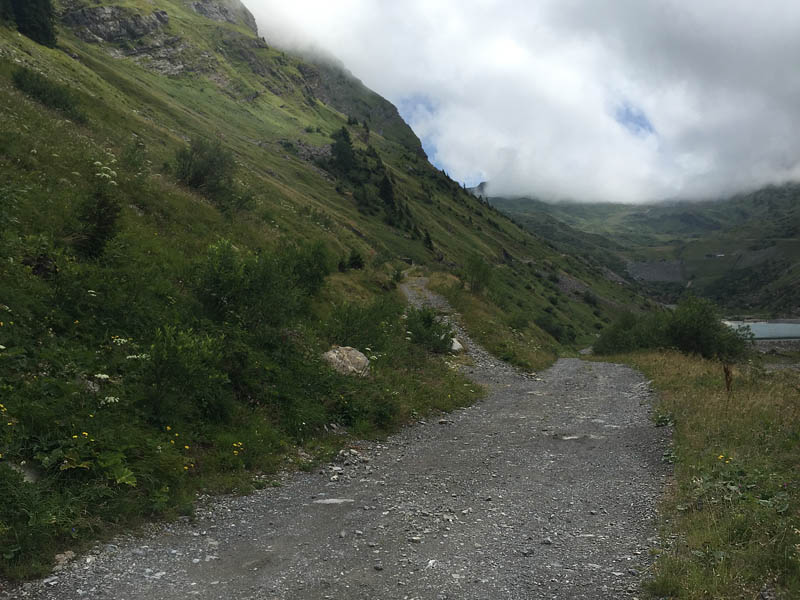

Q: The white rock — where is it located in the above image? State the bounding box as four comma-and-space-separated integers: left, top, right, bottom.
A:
322, 346, 370, 377
451, 338, 464, 353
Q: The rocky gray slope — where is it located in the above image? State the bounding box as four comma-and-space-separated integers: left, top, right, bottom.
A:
3, 279, 669, 600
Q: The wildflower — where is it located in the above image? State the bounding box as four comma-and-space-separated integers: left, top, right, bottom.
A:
184, 445, 189, 450
82, 432, 88, 437
89, 414, 94, 418
0, 453, 3, 459
233, 450, 239, 456
166, 426, 172, 431
170, 440, 175, 445
72, 435, 78, 439
0, 345, 5, 351
183, 466, 189, 471
87, 290, 97, 297
718, 455, 724, 460
74, 320, 79, 324
94, 374, 110, 380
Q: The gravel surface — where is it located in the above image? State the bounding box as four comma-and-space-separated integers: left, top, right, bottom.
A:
2, 278, 670, 600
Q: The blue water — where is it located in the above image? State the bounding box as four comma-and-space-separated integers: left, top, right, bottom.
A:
724, 321, 800, 340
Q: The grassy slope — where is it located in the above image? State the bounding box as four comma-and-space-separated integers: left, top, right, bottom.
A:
0, 0, 649, 578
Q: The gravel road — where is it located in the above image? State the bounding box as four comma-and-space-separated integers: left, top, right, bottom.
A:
2, 278, 670, 599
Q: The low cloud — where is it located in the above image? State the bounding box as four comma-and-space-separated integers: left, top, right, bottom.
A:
248, 0, 800, 202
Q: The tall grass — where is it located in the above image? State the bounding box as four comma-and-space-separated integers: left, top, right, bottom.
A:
11, 67, 86, 123
621, 352, 800, 599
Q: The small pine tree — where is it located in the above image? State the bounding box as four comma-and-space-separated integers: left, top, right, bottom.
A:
423, 230, 434, 251
1, 0, 14, 23
11, 0, 56, 47
331, 127, 355, 174
379, 174, 395, 210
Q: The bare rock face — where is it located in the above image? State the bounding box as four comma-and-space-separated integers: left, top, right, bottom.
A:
191, 0, 258, 34
322, 346, 370, 377
62, 6, 169, 43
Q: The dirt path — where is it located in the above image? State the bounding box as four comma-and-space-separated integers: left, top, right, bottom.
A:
4, 279, 669, 599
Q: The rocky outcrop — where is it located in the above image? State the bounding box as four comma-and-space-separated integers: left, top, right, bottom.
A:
191, 0, 258, 34
62, 6, 169, 43
322, 346, 370, 377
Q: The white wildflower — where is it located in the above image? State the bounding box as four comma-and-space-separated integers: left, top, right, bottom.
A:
0, 345, 6, 351
100, 396, 119, 406
125, 353, 150, 360
93, 373, 110, 380
87, 289, 97, 297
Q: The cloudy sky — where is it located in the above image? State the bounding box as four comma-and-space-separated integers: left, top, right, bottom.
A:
248, 1, 800, 203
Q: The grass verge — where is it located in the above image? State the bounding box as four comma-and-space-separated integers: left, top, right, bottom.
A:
615, 351, 799, 599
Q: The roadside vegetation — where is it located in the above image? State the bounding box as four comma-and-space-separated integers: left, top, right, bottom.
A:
623, 352, 800, 599
594, 295, 752, 361
596, 297, 799, 597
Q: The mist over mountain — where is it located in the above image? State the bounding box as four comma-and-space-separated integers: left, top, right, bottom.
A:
248, 0, 800, 203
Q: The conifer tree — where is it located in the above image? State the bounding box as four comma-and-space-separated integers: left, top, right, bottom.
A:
0, 0, 14, 23
12, 0, 56, 47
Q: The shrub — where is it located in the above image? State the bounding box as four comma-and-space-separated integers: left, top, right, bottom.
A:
594, 295, 751, 361
464, 252, 491, 294
534, 313, 576, 344
175, 138, 242, 210
143, 326, 232, 423
405, 307, 453, 354
324, 297, 403, 352
73, 180, 121, 259
11, 67, 86, 122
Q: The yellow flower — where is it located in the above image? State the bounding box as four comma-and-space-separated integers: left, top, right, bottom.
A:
89, 414, 94, 418
170, 440, 175, 444
166, 426, 172, 431
82, 432, 88, 437
718, 455, 724, 460
174, 433, 179, 437
184, 445, 189, 450
74, 320, 79, 324
233, 450, 239, 455
72, 435, 78, 439
183, 466, 188, 470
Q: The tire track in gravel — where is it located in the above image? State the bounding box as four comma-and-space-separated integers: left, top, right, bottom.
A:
4, 278, 670, 600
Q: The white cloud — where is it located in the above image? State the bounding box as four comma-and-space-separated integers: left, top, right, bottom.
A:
247, 0, 800, 202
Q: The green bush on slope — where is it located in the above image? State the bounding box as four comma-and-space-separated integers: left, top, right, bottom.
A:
594, 295, 751, 360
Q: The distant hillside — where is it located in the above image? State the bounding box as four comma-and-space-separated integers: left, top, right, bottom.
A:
492, 187, 800, 315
